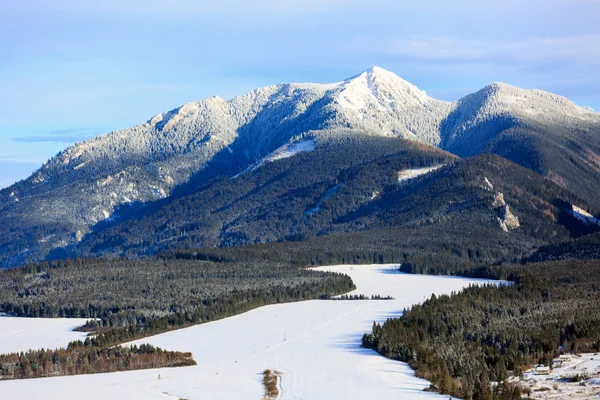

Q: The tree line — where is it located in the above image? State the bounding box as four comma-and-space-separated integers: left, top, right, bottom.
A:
0, 342, 194, 380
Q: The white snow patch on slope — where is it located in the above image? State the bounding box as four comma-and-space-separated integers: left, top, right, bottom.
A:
73, 162, 87, 171
397, 165, 445, 183
571, 205, 600, 226
0, 265, 495, 400
483, 177, 494, 191
264, 139, 316, 163
234, 139, 316, 178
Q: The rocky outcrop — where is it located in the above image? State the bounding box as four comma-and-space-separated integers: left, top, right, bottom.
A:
492, 192, 520, 232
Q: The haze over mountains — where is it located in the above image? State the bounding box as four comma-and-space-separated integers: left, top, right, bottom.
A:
1, 67, 599, 267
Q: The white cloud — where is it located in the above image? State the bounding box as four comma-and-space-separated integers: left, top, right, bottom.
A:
386, 35, 600, 65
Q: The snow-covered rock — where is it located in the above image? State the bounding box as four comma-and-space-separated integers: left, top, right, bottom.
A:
491, 191, 520, 232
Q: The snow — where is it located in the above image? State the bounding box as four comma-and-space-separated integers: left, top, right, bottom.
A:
234, 139, 316, 178
0, 315, 88, 354
263, 139, 316, 163
0, 264, 495, 399
484, 177, 494, 191
570, 204, 600, 227
515, 353, 600, 399
398, 165, 445, 183
37, 234, 55, 244
7, 67, 600, 268
150, 185, 166, 198
73, 162, 87, 171
336, 67, 431, 112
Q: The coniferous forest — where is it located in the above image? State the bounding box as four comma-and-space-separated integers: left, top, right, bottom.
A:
0, 127, 598, 394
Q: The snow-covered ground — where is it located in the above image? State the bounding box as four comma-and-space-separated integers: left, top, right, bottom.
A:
517, 353, 600, 399
570, 204, 600, 227
397, 165, 444, 182
0, 315, 88, 354
262, 139, 316, 163
234, 139, 316, 178
0, 264, 495, 399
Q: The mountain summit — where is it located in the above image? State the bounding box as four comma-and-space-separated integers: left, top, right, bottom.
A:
1, 67, 599, 266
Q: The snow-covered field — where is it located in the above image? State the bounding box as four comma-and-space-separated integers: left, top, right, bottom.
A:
0, 264, 495, 399
0, 315, 88, 354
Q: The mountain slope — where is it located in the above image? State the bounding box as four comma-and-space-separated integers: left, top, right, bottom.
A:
56, 141, 597, 267
1, 67, 599, 267
441, 82, 600, 205
53, 136, 457, 258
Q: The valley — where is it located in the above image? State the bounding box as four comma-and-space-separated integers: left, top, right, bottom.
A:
0, 264, 495, 399
0, 66, 599, 399
3, 1, 600, 398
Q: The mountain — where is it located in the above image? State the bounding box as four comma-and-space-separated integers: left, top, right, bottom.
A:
440, 82, 600, 205
1, 67, 599, 267
54, 143, 596, 266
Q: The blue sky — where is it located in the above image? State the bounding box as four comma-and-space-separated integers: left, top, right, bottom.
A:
1, 0, 599, 188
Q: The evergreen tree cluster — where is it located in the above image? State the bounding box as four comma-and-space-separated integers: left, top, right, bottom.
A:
0, 341, 195, 380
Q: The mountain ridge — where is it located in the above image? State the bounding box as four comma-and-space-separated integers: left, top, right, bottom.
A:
1, 66, 599, 267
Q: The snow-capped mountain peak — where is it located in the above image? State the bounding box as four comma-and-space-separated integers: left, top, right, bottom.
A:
328, 66, 453, 144
335, 66, 432, 111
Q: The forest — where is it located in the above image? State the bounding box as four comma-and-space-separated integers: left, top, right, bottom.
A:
1, 188, 599, 389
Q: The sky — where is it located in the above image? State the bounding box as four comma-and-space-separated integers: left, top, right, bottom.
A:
1, 0, 599, 188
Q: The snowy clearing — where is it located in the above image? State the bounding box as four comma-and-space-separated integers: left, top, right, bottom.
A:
0, 265, 495, 399
570, 204, 600, 227
262, 139, 316, 163
515, 353, 600, 399
0, 315, 88, 354
397, 165, 444, 183
234, 139, 316, 178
